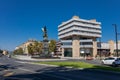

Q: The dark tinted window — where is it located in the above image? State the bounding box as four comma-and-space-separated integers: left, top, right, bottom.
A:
105, 57, 115, 60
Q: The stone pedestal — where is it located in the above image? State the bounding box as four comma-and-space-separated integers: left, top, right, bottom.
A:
43, 40, 49, 55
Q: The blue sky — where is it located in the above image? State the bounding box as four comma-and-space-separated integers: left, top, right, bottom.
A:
0, 0, 120, 51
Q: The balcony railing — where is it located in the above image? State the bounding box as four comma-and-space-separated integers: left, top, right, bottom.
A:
61, 40, 72, 42
61, 45, 72, 48
80, 45, 93, 48
59, 31, 101, 39
58, 27, 101, 36
80, 39, 93, 42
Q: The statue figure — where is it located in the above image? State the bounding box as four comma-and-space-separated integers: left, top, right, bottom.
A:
41, 26, 48, 40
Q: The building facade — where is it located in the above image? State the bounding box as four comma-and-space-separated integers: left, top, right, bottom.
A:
98, 40, 120, 57
58, 16, 102, 58
55, 41, 62, 56
15, 39, 37, 54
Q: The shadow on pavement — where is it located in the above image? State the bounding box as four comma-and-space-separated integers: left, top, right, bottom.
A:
3, 65, 120, 80
0, 64, 23, 71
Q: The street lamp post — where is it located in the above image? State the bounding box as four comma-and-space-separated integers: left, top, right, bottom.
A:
112, 24, 119, 57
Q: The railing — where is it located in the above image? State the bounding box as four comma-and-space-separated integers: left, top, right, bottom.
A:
80, 39, 93, 42
61, 45, 72, 48
80, 45, 93, 48
61, 40, 72, 42
59, 31, 101, 39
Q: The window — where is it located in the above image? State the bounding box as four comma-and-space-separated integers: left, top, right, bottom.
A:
105, 57, 115, 60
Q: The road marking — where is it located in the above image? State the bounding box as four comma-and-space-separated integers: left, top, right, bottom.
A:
17, 67, 73, 80
3, 72, 14, 77
18, 68, 36, 73
0, 63, 4, 65
3, 70, 9, 72
30, 62, 58, 67
17, 68, 42, 79
15, 61, 28, 64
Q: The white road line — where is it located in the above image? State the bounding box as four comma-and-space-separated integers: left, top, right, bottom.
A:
17, 68, 42, 79
0, 63, 4, 65
17, 68, 73, 80
17, 68, 36, 73
15, 61, 28, 64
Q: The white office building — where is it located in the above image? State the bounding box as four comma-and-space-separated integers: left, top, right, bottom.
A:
58, 16, 102, 58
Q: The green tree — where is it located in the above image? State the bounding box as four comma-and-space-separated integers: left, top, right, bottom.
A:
49, 40, 56, 53
33, 41, 40, 53
27, 41, 43, 55
13, 48, 23, 55
27, 44, 34, 55
38, 42, 43, 54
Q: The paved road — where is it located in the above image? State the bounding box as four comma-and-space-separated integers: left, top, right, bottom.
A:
0, 56, 120, 80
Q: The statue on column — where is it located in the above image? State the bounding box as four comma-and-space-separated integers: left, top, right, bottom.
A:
41, 26, 49, 55
41, 26, 48, 41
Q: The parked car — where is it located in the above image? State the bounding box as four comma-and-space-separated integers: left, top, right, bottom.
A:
101, 57, 120, 66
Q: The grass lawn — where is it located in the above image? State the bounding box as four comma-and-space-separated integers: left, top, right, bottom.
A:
34, 61, 120, 72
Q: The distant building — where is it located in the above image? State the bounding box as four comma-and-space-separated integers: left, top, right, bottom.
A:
15, 39, 59, 55
58, 16, 101, 58
98, 40, 120, 56
55, 41, 62, 56
2, 50, 8, 55
15, 39, 37, 54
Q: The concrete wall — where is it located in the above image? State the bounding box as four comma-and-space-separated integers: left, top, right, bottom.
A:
93, 38, 97, 57
108, 40, 114, 54
72, 36, 80, 58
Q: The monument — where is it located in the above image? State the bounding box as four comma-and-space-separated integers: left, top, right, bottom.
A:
41, 26, 49, 56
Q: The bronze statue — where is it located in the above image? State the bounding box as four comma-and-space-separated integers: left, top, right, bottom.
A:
42, 26, 48, 40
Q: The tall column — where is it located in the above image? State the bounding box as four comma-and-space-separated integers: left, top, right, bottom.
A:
93, 38, 97, 58
108, 40, 114, 55
72, 36, 80, 58
61, 48, 64, 57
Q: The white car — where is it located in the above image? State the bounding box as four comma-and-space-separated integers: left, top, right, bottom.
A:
101, 57, 120, 66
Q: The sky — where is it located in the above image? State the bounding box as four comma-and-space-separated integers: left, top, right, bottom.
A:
0, 0, 120, 51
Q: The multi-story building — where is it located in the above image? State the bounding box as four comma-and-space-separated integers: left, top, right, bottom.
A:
15, 39, 37, 54
58, 16, 102, 58
55, 41, 62, 56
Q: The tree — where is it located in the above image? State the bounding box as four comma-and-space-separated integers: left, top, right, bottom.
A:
27, 41, 43, 55
27, 44, 34, 55
0, 49, 3, 56
0, 49, 3, 53
13, 48, 23, 55
49, 40, 56, 53
33, 41, 40, 53
38, 42, 43, 54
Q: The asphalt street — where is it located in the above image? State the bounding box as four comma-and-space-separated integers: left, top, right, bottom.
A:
0, 56, 120, 80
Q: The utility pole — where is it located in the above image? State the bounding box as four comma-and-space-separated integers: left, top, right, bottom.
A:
99, 38, 101, 60
112, 24, 119, 57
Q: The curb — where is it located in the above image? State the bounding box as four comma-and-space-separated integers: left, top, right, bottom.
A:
12, 55, 67, 62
